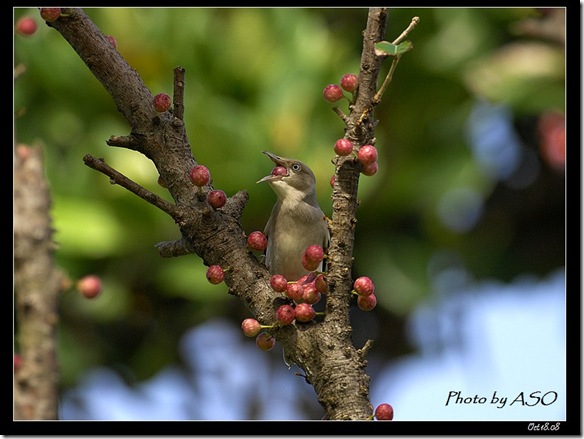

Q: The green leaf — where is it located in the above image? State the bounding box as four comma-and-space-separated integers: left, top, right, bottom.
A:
374, 40, 414, 56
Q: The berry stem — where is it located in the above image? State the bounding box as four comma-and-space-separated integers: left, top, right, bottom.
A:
332, 106, 349, 124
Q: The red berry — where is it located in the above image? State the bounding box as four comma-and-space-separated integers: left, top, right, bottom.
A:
286, 282, 304, 302
247, 231, 268, 252
271, 166, 287, 177
302, 254, 320, 272
206, 265, 224, 284
77, 274, 102, 299
241, 318, 262, 337
276, 304, 296, 325
330, 175, 335, 188
14, 353, 23, 371
340, 73, 358, 93
106, 35, 117, 48
361, 161, 378, 176
354, 276, 374, 297
323, 84, 344, 103
153, 93, 171, 112
207, 190, 227, 209
256, 332, 275, 351
40, 8, 61, 22
189, 165, 211, 186
16, 17, 37, 36
357, 293, 377, 311
334, 138, 353, 156
315, 274, 327, 293
302, 283, 321, 305
538, 111, 565, 170
270, 274, 288, 293
295, 303, 316, 322
358, 145, 378, 165
374, 403, 394, 420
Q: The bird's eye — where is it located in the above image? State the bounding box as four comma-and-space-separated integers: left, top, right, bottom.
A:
292, 163, 301, 172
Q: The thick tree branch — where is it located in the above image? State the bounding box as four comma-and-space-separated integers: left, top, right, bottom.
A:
14, 145, 63, 420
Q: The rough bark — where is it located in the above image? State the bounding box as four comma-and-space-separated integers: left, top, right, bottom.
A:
14, 145, 63, 420
45, 7, 392, 420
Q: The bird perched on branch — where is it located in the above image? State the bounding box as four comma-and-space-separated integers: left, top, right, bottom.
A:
257, 151, 330, 281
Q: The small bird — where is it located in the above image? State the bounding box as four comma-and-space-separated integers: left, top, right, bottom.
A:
257, 150, 330, 281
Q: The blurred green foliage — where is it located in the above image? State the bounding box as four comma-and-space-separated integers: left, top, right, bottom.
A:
14, 8, 565, 388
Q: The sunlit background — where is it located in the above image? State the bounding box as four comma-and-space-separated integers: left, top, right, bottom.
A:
14, 7, 566, 421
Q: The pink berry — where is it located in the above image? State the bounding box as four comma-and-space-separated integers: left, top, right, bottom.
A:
207, 190, 227, 209
340, 73, 358, 93
16, 17, 37, 36
357, 293, 377, 311
106, 35, 117, 48
286, 282, 304, 302
247, 231, 268, 252
77, 274, 102, 299
40, 8, 61, 22
323, 84, 344, 103
334, 138, 353, 156
153, 93, 171, 112
256, 332, 275, 351
206, 265, 225, 284
271, 166, 287, 177
295, 303, 316, 322
374, 403, 394, 420
304, 245, 324, 264
276, 304, 296, 325
354, 276, 374, 297
270, 274, 288, 293
361, 161, 378, 176
358, 145, 378, 165
189, 165, 211, 186
302, 283, 321, 305
241, 318, 262, 337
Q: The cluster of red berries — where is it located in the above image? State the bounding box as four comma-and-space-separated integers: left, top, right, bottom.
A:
324, 73, 379, 178
187, 164, 227, 210
353, 276, 377, 311
332, 140, 379, 177
16, 9, 118, 48
16, 8, 61, 36
237, 241, 329, 351
322, 73, 359, 103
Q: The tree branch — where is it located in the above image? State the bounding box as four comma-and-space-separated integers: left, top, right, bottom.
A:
14, 144, 63, 420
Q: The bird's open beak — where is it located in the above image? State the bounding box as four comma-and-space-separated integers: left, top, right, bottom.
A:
256, 151, 289, 183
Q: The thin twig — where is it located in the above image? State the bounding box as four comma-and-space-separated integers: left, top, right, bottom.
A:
83, 154, 181, 219
392, 16, 420, 45
373, 55, 401, 104
373, 16, 420, 104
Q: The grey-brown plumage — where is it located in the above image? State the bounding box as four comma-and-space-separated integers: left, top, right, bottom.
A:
257, 151, 329, 281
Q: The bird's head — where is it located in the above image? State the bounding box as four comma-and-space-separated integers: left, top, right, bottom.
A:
257, 151, 317, 201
